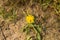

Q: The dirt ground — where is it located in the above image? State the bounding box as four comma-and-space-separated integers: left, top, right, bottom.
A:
0, 0, 60, 40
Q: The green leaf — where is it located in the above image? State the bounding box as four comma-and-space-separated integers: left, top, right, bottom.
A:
36, 33, 41, 40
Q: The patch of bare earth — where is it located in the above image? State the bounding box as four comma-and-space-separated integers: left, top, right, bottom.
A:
0, 0, 60, 40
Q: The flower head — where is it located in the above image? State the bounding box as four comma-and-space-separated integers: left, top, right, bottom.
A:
26, 14, 34, 24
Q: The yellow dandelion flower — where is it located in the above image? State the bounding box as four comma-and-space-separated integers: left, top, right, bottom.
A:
26, 14, 34, 24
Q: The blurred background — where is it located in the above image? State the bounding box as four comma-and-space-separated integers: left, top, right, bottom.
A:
0, 0, 60, 40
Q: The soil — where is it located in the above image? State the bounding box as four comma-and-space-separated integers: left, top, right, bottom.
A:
0, 0, 60, 40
